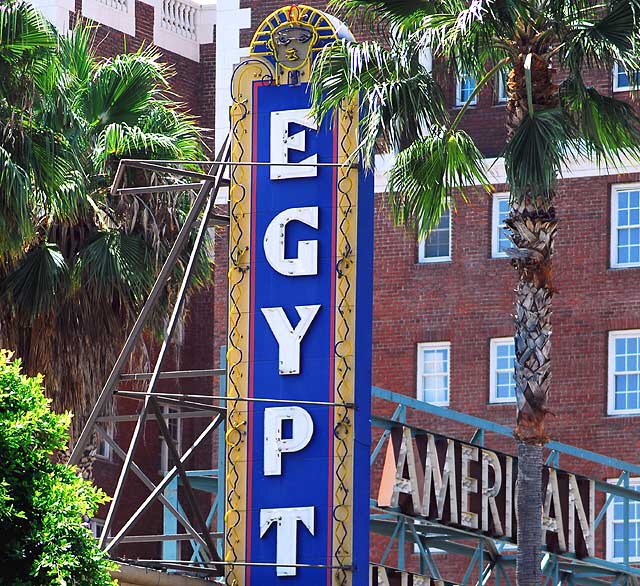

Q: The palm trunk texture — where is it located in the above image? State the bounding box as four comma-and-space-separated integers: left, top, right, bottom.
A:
505, 50, 558, 585
516, 443, 544, 585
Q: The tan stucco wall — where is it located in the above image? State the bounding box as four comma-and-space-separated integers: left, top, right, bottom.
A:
111, 564, 213, 586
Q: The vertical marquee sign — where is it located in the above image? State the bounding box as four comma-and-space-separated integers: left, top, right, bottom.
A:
225, 5, 372, 586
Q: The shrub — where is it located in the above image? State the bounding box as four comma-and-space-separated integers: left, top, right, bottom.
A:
0, 350, 116, 585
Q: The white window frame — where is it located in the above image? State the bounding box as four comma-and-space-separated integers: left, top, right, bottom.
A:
489, 337, 516, 404
608, 330, 640, 415
497, 70, 508, 103
611, 183, 640, 269
90, 518, 106, 539
160, 406, 183, 474
613, 62, 639, 93
418, 209, 452, 264
417, 342, 451, 407
456, 74, 478, 107
491, 192, 511, 258
606, 477, 640, 562
94, 423, 114, 461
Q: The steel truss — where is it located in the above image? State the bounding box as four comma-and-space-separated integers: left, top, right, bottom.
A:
71, 146, 640, 584
370, 387, 640, 586
69, 140, 235, 577
71, 145, 366, 580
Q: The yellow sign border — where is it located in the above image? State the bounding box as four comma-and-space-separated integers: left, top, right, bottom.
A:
226, 55, 361, 586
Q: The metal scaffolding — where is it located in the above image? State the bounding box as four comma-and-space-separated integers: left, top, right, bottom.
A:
370, 387, 640, 586
71, 147, 640, 585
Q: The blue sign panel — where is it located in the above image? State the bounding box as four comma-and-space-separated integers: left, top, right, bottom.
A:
226, 6, 372, 586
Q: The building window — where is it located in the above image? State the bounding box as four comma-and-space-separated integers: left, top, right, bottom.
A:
497, 71, 508, 103
90, 518, 105, 539
160, 407, 182, 473
489, 338, 516, 403
613, 62, 640, 92
492, 193, 511, 258
418, 209, 451, 263
417, 342, 450, 406
611, 185, 640, 268
609, 331, 640, 415
606, 479, 640, 562
93, 423, 114, 461
456, 74, 477, 106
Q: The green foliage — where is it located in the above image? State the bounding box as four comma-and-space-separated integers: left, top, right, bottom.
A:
0, 350, 116, 585
388, 129, 490, 236
312, 0, 640, 233
310, 35, 448, 167
503, 108, 573, 200
0, 3, 210, 441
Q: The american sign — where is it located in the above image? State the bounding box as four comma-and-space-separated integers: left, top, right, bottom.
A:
377, 426, 595, 558
370, 565, 454, 586
225, 5, 372, 586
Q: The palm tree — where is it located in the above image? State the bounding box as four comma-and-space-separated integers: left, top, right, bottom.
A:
0, 2, 210, 455
310, 0, 640, 583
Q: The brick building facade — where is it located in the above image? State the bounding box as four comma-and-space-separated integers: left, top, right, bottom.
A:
30, 0, 640, 580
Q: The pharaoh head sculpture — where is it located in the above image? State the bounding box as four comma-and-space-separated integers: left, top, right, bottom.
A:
249, 4, 352, 85
268, 7, 318, 72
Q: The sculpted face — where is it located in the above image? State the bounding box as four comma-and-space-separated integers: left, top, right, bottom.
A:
270, 24, 316, 70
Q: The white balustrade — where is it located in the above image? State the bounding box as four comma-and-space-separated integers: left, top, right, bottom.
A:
160, 0, 197, 40
154, 0, 215, 61
97, 0, 128, 12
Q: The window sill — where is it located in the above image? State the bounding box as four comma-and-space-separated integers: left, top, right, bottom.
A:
418, 399, 450, 408
417, 259, 452, 265
607, 410, 640, 417
609, 264, 640, 270
609, 557, 640, 564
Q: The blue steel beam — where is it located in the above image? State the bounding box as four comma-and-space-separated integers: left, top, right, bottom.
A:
372, 387, 640, 476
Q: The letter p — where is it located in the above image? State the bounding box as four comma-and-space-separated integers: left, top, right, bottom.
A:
264, 406, 314, 476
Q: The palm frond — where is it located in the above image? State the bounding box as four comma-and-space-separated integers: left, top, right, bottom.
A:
560, 75, 640, 165
1, 243, 69, 320
73, 231, 151, 302
328, 0, 441, 29
82, 47, 171, 128
0, 144, 33, 254
424, 0, 522, 75
95, 123, 185, 165
0, 1, 54, 61
137, 104, 202, 161
561, 0, 640, 74
310, 36, 447, 166
57, 21, 96, 89
503, 108, 574, 201
387, 128, 492, 236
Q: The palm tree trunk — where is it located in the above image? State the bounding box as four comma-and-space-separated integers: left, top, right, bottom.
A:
516, 442, 543, 585
506, 197, 557, 585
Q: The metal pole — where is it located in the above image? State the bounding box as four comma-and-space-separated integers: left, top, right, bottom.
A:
105, 416, 222, 552
100, 148, 229, 544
